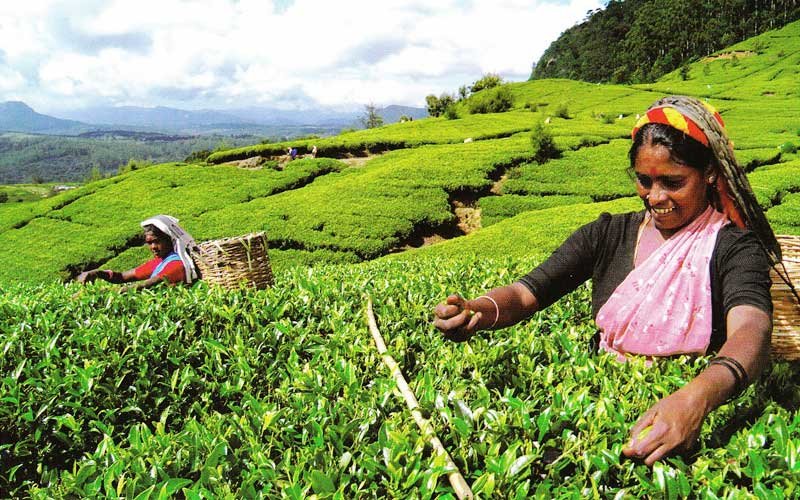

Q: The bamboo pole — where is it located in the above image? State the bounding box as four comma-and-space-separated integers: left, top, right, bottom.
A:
365, 297, 474, 500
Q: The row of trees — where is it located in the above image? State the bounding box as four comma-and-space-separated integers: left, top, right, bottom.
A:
425, 73, 505, 118
532, 0, 800, 83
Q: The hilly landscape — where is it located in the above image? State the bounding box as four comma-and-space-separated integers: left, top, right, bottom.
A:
1, 19, 799, 498
0, 102, 427, 183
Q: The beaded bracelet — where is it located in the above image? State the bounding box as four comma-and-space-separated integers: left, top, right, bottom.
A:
709, 356, 749, 395
477, 295, 500, 328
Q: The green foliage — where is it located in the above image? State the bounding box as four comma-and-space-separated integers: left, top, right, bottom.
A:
4, 249, 798, 497
479, 194, 593, 226
425, 93, 456, 118
470, 72, 503, 93
553, 102, 570, 119
444, 105, 459, 120
749, 160, 800, 209
184, 149, 213, 163
195, 138, 535, 261
86, 166, 104, 182
207, 110, 544, 164
0, 159, 347, 282
767, 192, 800, 230
0, 133, 260, 184
523, 101, 538, 112
599, 113, 616, 124
3, 23, 800, 499
779, 141, 798, 154
0, 182, 57, 204
509, 139, 634, 200
467, 86, 514, 115
532, 0, 800, 84
4, 28, 800, 283
529, 122, 561, 164
360, 104, 384, 129
117, 158, 154, 175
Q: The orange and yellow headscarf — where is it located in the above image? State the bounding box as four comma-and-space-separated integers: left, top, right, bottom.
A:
631, 101, 725, 148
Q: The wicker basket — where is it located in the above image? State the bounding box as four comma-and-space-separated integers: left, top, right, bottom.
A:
771, 234, 800, 361
194, 232, 273, 290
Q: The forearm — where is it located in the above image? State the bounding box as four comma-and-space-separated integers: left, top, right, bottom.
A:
464, 282, 539, 331
97, 270, 125, 284
683, 305, 771, 413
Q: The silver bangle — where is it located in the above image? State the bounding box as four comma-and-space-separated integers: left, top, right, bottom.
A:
477, 295, 500, 328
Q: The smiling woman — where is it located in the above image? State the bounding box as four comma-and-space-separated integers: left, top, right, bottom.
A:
76, 214, 199, 291
433, 95, 782, 466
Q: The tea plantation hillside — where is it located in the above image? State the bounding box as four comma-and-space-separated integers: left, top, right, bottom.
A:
1, 20, 800, 498
3, 23, 800, 282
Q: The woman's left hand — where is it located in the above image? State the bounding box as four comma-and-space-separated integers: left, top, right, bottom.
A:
622, 385, 709, 466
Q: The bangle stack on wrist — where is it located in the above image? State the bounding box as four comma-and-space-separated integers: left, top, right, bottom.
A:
708, 356, 749, 396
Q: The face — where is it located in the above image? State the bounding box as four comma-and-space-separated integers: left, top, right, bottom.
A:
632, 143, 711, 238
144, 231, 172, 258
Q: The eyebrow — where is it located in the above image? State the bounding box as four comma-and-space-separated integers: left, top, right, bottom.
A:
635, 173, 686, 181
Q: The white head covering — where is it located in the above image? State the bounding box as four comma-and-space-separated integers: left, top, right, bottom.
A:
140, 214, 199, 284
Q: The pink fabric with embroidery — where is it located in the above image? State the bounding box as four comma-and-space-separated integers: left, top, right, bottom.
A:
596, 206, 728, 361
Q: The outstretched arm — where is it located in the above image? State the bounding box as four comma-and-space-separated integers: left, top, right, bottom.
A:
76, 268, 139, 284
623, 304, 771, 465
120, 274, 170, 292
433, 282, 540, 342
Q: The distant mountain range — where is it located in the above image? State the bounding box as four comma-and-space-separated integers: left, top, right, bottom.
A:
0, 101, 428, 137
0, 101, 93, 136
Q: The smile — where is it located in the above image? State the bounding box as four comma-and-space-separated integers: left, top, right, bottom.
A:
651, 207, 675, 215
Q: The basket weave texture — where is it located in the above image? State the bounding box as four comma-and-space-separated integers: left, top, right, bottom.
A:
194, 232, 273, 290
771, 234, 800, 361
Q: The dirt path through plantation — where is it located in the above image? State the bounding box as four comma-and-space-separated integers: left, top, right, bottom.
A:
339, 152, 386, 167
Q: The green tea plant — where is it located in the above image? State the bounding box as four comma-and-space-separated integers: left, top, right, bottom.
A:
479, 194, 593, 227
2, 255, 799, 497
503, 139, 636, 201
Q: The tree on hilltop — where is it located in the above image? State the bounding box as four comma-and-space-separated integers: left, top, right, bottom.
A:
360, 104, 384, 129
425, 93, 455, 117
470, 72, 503, 93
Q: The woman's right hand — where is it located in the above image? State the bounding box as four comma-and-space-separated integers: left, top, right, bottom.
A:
433, 294, 482, 342
76, 270, 97, 284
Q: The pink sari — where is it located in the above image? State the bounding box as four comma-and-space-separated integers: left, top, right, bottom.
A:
596, 206, 728, 361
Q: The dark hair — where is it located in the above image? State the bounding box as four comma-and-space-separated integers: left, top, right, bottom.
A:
143, 224, 171, 244
629, 122, 715, 173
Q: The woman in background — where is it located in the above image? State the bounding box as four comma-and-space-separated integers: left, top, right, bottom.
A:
77, 214, 198, 290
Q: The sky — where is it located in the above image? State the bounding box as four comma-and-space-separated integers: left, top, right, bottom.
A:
0, 0, 603, 113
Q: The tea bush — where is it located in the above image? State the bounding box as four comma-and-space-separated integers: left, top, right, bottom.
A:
528, 122, 561, 164
2, 255, 799, 497
503, 139, 636, 200
467, 86, 514, 115
479, 194, 593, 227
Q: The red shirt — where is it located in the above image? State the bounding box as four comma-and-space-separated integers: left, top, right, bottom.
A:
133, 256, 185, 284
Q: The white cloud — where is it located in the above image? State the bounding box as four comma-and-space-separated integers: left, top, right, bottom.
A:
0, 0, 602, 113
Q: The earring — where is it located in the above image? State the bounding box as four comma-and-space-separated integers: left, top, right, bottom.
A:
707, 175, 717, 184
